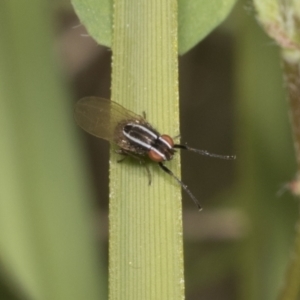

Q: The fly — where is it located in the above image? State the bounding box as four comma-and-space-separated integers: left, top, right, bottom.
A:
74, 97, 235, 210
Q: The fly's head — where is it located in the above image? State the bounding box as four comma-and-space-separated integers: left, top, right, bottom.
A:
148, 134, 175, 162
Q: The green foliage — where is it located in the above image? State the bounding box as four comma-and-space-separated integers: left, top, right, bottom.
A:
178, 0, 238, 53
72, 0, 112, 48
0, 1, 105, 299
72, 0, 238, 54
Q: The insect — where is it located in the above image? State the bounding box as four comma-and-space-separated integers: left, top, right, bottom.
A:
74, 97, 235, 210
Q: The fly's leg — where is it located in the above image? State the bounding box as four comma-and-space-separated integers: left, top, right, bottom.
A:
115, 149, 152, 185
174, 144, 236, 160
115, 149, 128, 163
158, 162, 202, 211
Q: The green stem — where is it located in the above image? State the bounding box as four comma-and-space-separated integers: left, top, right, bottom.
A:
282, 51, 300, 171
278, 50, 300, 300
109, 0, 184, 299
278, 219, 300, 300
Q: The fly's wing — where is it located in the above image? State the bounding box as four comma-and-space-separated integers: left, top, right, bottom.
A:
74, 97, 142, 141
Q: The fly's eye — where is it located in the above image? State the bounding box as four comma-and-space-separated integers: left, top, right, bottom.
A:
160, 134, 174, 148
148, 149, 164, 162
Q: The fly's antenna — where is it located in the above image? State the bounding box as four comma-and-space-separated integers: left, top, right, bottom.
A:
158, 162, 202, 211
174, 144, 236, 160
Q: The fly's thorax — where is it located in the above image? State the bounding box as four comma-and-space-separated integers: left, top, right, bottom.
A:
115, 119, 175, 162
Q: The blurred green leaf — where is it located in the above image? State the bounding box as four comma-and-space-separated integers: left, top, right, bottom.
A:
72, 0, 112, 48
233, 1, 297, 299
178, 0, 238, 54
71, 0, 238, 54
0, 0, 105, 299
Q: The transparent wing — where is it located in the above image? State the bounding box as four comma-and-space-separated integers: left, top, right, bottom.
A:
74, 97, 141, 141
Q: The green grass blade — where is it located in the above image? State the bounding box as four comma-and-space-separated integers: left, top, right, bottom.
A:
109, 0, 184, 299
